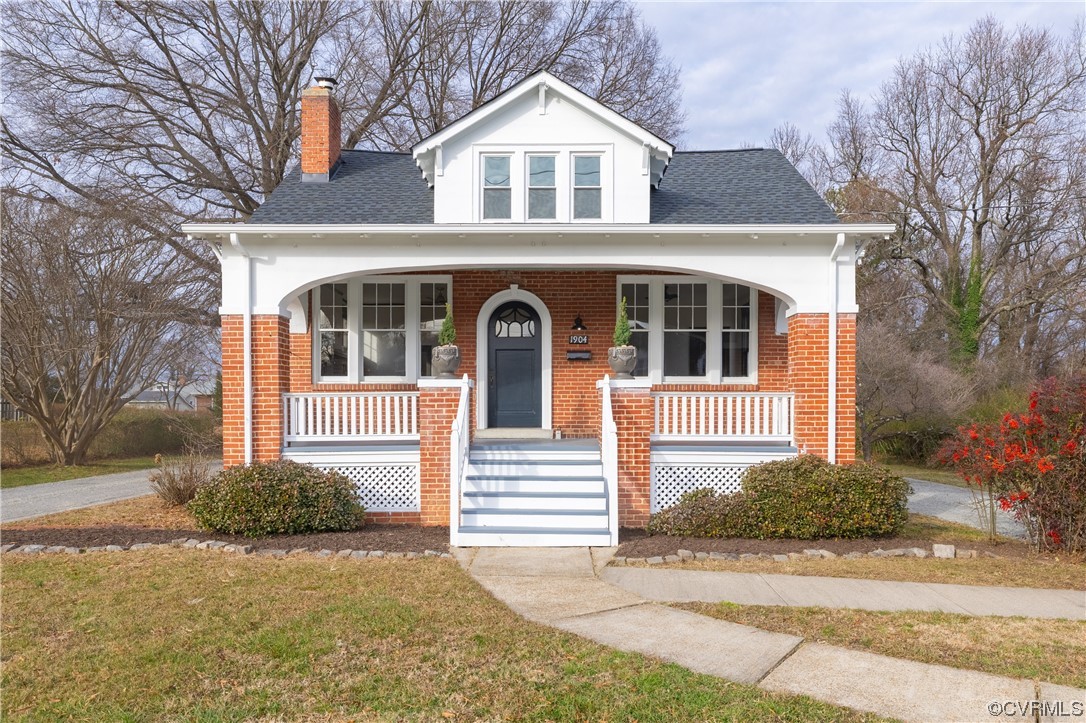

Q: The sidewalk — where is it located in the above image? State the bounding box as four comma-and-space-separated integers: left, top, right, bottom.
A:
457, 546, 1085, 723
1, 462, 222, 524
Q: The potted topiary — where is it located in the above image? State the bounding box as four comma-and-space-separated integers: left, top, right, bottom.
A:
431, 303, 461, 378
608, 296, 637, 379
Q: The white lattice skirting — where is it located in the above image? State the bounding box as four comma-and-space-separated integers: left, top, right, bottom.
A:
317, 463, 420, 513
651, 465, 747, 513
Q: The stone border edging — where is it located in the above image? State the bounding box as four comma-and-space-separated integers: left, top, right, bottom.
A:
614, 543, 992, 566
0, 540, 453, 559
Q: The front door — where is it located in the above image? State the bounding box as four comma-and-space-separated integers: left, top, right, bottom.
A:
488, 301, 543, 428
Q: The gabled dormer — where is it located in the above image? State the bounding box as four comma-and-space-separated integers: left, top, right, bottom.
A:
412, 71, 674, 224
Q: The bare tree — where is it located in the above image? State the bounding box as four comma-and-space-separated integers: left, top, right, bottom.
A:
1, 196, 204, 465
836, 18, 1086, 364
768, 122, 828, 192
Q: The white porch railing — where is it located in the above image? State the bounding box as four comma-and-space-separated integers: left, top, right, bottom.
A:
449, 375, 473, 547
652, 392, 794, 442
282, 392, 419, 443
598, 376, 620, 546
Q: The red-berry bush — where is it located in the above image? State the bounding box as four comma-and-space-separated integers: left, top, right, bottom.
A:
937, 377, 1085, 552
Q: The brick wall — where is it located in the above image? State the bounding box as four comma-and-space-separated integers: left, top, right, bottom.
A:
300, 86, 341, 176
418, 385, 462, 526
787, 312, 857, 463
221, 314, 289, 467
610, 386, 653, 527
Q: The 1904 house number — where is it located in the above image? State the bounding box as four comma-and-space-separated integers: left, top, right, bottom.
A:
569, 334, 589, 345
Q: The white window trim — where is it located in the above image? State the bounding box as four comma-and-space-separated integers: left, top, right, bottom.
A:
480, 153, 513, 222
571, 153, 603, 221
525, 153, 558, 221
617, 275, 759, 385
472, 145, 612, 222
313, 275, 453, 384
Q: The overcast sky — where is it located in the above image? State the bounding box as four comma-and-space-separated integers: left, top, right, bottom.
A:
636, 1, 1085, 149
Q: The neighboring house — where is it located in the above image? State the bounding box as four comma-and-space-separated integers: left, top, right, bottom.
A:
125, 381, 216, 413
182, 71, 894, 547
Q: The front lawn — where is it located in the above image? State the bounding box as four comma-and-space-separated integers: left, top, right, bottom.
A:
1, 552, 886, 721
683, 602, 1086, 689
0, 456, 159, 489
883, 463, 969, 488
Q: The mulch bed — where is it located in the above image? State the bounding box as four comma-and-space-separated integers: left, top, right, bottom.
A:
0, 524, 450, 553
614, 528, 1036, 560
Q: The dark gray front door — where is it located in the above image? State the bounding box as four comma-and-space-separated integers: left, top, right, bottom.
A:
488, 301, 543, 428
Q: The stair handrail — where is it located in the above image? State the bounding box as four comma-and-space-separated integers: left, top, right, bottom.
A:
449, 374, 472, 547
599, 375, 619, 546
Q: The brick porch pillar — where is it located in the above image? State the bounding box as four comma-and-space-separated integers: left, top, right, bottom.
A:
787, 313, 857, 464
417, 378, 472, 527
220, 314, 289, 468
609, 381, 654, 527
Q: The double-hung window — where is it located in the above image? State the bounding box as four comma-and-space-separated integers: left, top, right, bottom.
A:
616, 276, 758, 383
572, 155, 602, 219
482, 155, 511, 220
317, 282, 350, 379
527, 155, 556, 220
314, 276, 451, 383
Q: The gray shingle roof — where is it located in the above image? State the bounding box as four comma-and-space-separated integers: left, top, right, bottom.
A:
248, 150, 433, 224
651, 149, 839, 224
248, 147, 839, 226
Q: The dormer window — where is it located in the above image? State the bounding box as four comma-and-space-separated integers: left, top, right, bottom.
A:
527, 155, 556, 220
482, 155, 511, 220
573, 155, 601, 219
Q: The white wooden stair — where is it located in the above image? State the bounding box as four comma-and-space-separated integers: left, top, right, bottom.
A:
455, 439, 611, 547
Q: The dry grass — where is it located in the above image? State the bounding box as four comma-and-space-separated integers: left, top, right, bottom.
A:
1, 552, 888, 722
2, 495, 193, 530
884, 463, 970, 488
683, 602, 1086, 689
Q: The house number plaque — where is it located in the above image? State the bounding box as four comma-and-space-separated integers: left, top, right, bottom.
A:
568, 334, 589, 345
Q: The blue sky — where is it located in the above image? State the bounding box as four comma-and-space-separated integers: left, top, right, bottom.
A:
636, 1, 1085, 149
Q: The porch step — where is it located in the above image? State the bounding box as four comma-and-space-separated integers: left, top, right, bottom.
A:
461, 508, 609, 529
457, 440, 612, 546
455, 527, 612, 547
462, 490, 607, 511
463, 475, 605, 495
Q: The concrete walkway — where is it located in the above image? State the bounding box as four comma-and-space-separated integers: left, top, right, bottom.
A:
1, 462, 222, 524
907, 477, 1026, 539
601, 566, 1085, 619
457, 546, 1085, 723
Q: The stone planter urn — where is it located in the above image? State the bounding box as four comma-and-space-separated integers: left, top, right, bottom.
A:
431, 344, 461, 379
607, 346, 637, 379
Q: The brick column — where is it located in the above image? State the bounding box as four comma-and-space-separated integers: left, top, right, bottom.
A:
609, 383, 654, 527
220, 314, 290, 468
787, 313, 857, 463
418, 380, 470, 526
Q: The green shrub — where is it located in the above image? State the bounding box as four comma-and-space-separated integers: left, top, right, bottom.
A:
646, 456, 911, 540
647, 487, 756, 538
613, 296, 632, 347
743, 456, 911, 539
189, 460, 365, 536
438, 303, 456, 345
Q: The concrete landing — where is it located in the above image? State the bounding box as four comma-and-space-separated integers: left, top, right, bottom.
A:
459, 546, 1086, 723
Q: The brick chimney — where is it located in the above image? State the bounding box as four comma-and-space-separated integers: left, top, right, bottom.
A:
300, 76, 342, 182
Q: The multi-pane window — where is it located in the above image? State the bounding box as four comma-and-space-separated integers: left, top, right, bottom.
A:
316, 277, 451, 382
419, 282, 448, 377
663, 282, 708, 377
616, 277, 758, 383
361, 282, 406, 377
572, 155, 601, 219
318, 283, 349, 377
482, 155, 511, 220
619, 282, 650, 377
722, 283, 752, 377
527, 155, 556, 220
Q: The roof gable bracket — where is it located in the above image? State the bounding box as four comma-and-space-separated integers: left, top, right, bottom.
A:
538, 82, 547, 115
435, 144, 443, 177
